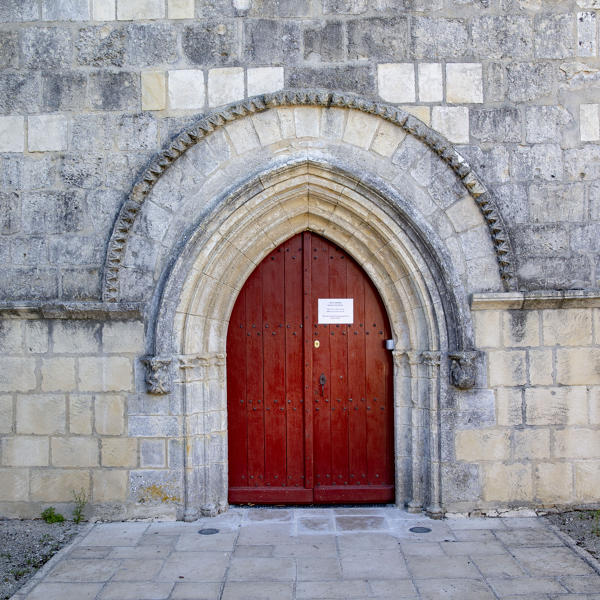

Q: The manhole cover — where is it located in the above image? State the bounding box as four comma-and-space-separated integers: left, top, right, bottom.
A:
198, 528, 219, 535
409, 526, 431, 533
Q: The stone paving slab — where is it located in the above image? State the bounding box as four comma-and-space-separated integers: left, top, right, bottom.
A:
10, 506, 600, 600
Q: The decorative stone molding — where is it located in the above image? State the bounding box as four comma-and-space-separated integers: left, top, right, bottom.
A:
0, 301, 144, 320
448, 351, 480, 390
102, 89, 515, 303
142, 355, 173, 394
421, 351, 442, 367
471, 290, 600, 310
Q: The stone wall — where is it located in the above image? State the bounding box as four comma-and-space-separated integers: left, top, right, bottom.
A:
1, 1, 600, 518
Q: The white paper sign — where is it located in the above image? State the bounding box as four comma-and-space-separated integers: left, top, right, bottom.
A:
318, 298, 354, 324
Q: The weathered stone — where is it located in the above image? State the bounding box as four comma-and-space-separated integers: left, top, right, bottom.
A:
0, 116, 25, 152
88, 71, 139, 110
1, 436, 48, 466
247, 67, 284, 97
506, 62, 555, 102
556, 349, 600, 385
70, 395, 93, 435
0, 32, 18, 68
52, 437, 98, 467
41, 357, 77, 392
0, 0, 39, 22
168, 0, 195, 19
0, 73, 41, 114
348, 17, 409, 61
286, 65, 373, 95
535, 462, 573, 502
471, 16, 533, 59
412, 17, 468, 59
418, 63, 443, 103
101, 438, 138, 467
244, 20, 300, 64
511, 145, 563, 182
580, 104, 600, 141
564, 145, 600, 181
183, 21, 240, 66
93, 469, 128, 501
432, 106, 469, 144
20, 27, 72, 69
142, 71, 166, 111
470, 108, 520, 143
512, 224, 569, 256
577, 11, 597, 57
377, 63, 415, 103
529, 183, 584, 222
304, 20, 344, 62
22, 191, 87, 234
140, 439, 166, 467
483, 463, 532, 501
28, 115, 69, 152
526, 106, 572, 144
208, 68, 244, 107
125, 24, 178, 67
76, 26, 125, 66
533, 13, 575, 59
455, 429, 510, 462
574, 461, 600, 501
31, 469, 90, 502
169, 70, 205, 109
95, 395, 125, 435
117, 0, 165, 20
526, 387, 588, 426
0, 469, 28, 501
446, 63, 483, 104
42, 72, 87, 112
93, 0, 116, 21
16, 395, 65, 434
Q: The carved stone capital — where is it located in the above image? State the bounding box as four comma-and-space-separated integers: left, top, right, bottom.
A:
448, 351, 480, 390
142, 355, 173, 394
421, 351, 441, 367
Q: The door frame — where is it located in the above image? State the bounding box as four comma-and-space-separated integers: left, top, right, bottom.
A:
145, 159, 475, 521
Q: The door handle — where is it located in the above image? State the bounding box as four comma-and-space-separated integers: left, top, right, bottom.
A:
319, 373, 326, 396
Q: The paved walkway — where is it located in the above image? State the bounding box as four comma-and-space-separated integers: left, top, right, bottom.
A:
11, 507, 600, 600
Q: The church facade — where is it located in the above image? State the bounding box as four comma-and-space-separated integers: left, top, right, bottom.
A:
0, 0, 599, 520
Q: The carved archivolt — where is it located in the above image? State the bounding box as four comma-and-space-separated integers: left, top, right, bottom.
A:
102, 89, 515, 303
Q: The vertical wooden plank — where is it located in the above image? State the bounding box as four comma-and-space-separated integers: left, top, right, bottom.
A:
285, 234, 304, 488
262, 246, 286, 488
227, 289, 247, 489
312, 237, 332, 489
245, 264, 265, 488
328, 241, 349, 489
347, 259, 367, 487
302, 232, 313, 491
364, 279, 388, 486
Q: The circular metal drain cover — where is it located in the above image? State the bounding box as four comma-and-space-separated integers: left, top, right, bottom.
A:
409, 526, 432, 533
198, 528, 219, 535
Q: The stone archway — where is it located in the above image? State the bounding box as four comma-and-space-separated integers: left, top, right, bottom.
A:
102, 91, 509, 519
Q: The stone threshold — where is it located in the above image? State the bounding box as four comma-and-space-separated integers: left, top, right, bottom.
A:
471, 290, 600, 310
0, 301, 145, 320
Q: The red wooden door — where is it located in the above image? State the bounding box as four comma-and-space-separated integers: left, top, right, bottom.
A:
227, 232, 394, 504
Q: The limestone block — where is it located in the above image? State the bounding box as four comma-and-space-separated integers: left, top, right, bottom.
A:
534, 462, 572, 502
277, 108, 295, 138
70, 395, 92, 434
455, 429, 510, 462
543, 309, 593, 346
343, 111, 378, 149
446, 63, 483, 104
577, 12, 597, 57
168, 70, 205, 110
377, 63, 416, 103
52, 437, 98, 467
526, 387, 588, 426
101, 438, 138, 467
140, 439, 166, 467
102, 321, 144, 354
0, 396, 12, 434
401, 106, 430, 125
529, 184, 585, 223
168, 0, 194, 18
575, 461, 600, 501
247, 67, 284, 97
252, 111, 282, 146
502, 311, 539, 347
0, 469, 28, 501
294, 107, 320, 138
0, 116, 25, 152
514, 429, 550, 460
0, 320, 22, 353
557, 348, 600, 386
496, 388, 523, 426
31, 469, 90, 502
446, 197, 484, 233
487, 350, 527, 387
418, 63, 442, 103
28, 115, 69, 152
142, 72, 166, 111
473, 310, 501, 348
483, 463, 532, 502
93, 469, 128, 502
554, 428, 600, 458
431, 106, 469, 144
95, 395, 124, 435
79, 357, 134, 392
17, 395, 65, 434
225, 119, 260, 154
117, 0, 165, 20
370, 120, 406, 157
208, 68, 244, 107
93, 0, 116, 20
591, 387, 600, 424
53, 321, 101, 354
529, 349, 553, 386
24, 321, 49, 354
580, 104, 600, 142
42, 0, 90, 21
1, 436, 48, 466
41, 357, 76, 392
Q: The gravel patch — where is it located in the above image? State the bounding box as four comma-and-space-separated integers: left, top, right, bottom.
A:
0, 520, 82, 600
547, 510, 600, 563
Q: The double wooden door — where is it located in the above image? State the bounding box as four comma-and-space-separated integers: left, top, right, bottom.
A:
227, 232, 394, 504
